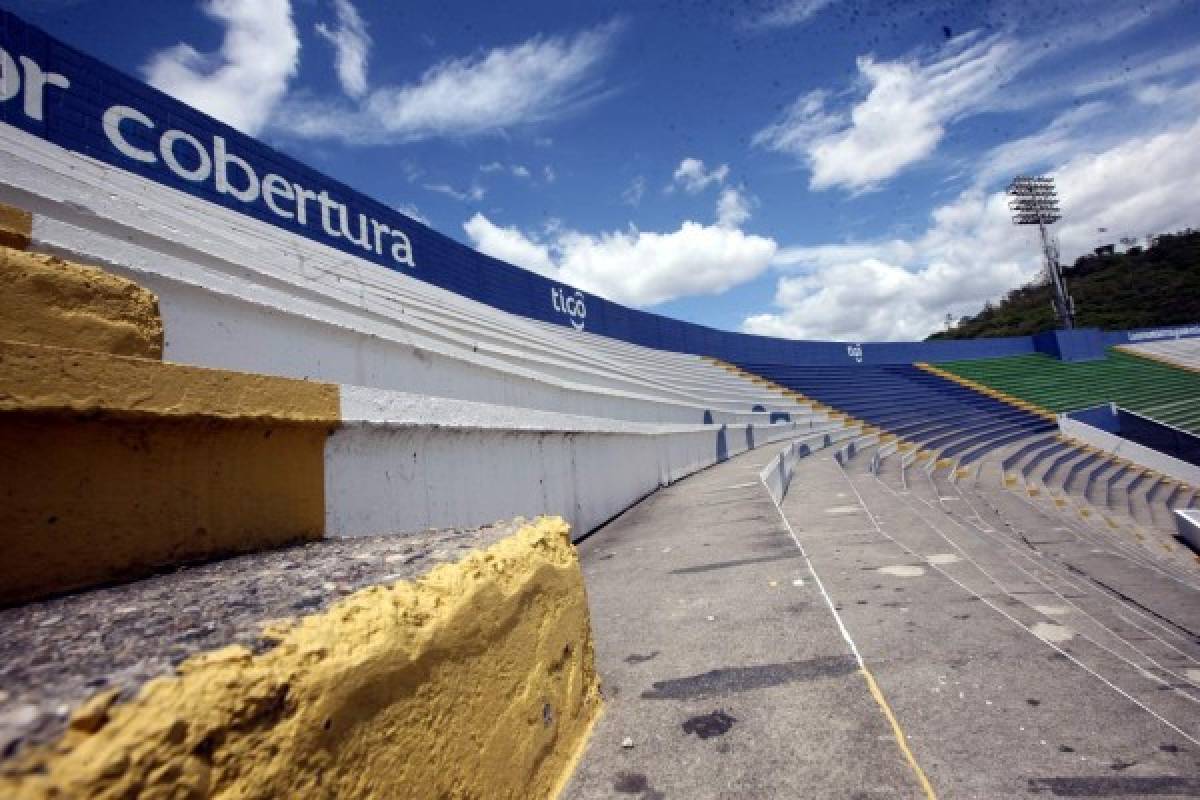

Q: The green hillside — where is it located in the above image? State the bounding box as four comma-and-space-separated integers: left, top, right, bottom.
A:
929, 228, 1200, 340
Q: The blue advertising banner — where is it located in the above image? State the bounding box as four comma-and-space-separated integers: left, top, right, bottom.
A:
0, 10, 1193, 367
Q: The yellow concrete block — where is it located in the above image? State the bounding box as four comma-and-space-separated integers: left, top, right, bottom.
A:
1, 517, 602, 800
0, 202, 32, 250
0, 246, 164, 359
0, 341, 340, 604
0, 340, 338, 423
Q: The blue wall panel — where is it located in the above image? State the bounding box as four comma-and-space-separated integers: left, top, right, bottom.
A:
1116, 410, 1200, 468
1033, 328, 1106, 362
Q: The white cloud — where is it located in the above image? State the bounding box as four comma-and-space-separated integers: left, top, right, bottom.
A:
423, 182, 485, 202
275, 21, 620, 143
1069, 42, 1200, 100
753, 33, 1021, 191
464, 214, 557, 275
143, 0, 299, 135
315, 0, 370, 99
672, 158, 730, 193
480, 162, 532, 179
975, 101, 1111, 186
716, 187, 752, 228
746, 0, 835, 30
464, 209, 776, 307
543, 165, 557, 183
745, 111, 1200, 341
976, 73, 1200, 186
622, 176, 646, 206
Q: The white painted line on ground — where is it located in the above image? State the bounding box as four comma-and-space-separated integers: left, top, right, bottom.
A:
836, 460, 1200, 747
760, 466, 939, 800
715, 481, 759, 490
879, 470, 1200, 702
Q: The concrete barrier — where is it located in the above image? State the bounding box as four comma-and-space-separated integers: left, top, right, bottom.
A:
1058, 414, 1200, 492
0, 244, 833, 604
329, 386, 833, 539
1, 333, 830, 605
1, 247, 162, 358
0, 517, 601, 800
0, 338, 340, 605
759, 427, 856, 503
1173, 509, 1200, 550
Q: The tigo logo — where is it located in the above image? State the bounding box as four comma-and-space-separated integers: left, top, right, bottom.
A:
846, 343, 863, 363
551, 287, 587, 331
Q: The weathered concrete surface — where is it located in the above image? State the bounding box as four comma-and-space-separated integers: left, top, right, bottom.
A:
0, 524, 517, 759
796, 448, 1200, 798
0, 340, 340, 605
1, 517, 599, 800
565, 437, 1200, 798
0, 245, 163, 358
0, 202, 31, 250
564, 442, 924, 799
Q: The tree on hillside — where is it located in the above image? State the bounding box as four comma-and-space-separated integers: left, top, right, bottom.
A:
929, 228, 1200, 339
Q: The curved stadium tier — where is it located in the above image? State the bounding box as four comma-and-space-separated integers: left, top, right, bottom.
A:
2, 11, 1199, 799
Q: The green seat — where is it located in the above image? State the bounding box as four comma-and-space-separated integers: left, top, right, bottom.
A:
937, 349, 1200, 436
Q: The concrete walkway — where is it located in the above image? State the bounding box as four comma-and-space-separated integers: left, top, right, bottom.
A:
564, 438, 1200, 798
564, 442, 927, 799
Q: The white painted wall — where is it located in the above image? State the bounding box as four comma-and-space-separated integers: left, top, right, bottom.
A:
1173, 509, 1200, 550
329, 386, 840, 537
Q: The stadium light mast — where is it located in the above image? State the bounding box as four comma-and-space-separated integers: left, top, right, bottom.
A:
1008, 175, 1074, 329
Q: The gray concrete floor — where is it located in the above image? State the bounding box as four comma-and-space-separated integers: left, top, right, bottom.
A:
563, 439, 1200, 799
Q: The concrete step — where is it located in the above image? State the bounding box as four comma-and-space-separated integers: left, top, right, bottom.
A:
1, 518, 598, 798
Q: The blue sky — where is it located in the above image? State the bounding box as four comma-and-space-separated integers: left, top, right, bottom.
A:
11, 0, 1200, 340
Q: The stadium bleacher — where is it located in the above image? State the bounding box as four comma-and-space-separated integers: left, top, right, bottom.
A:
936, 349, 1200, 435
2, 10, 1200, 797
1122, 336, 1200, 373
720, 348, 1200, 567
728, 361, 1057, 464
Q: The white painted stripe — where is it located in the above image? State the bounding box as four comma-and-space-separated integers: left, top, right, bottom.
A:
760, 469, 865, 663
836, 460, 1200, 747
873, 471, 1200, 704
760, 456, 937, 798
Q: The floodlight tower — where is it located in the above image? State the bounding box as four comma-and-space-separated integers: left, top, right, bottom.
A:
1008, 175, 1074, 329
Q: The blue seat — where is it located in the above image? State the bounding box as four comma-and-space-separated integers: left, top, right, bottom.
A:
734, 362, 1052, 462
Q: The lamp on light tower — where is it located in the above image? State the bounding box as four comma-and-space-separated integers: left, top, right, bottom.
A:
1008, 175, 1074, 329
